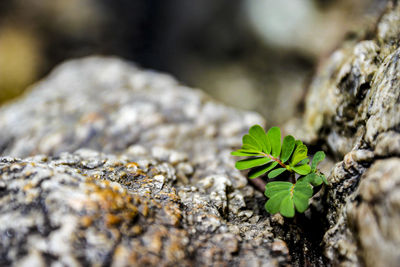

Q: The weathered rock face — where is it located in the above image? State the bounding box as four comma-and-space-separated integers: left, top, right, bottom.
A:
0, 57, 294, 266
1, 2, 400, 266
0, 150, 283, 266
286, 2, 400, 266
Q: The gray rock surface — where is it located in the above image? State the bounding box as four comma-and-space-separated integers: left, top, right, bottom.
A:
286, 2, 400, 266
1, 2, 400, 266
0, 150, 285, 266
0, 57, 292, 266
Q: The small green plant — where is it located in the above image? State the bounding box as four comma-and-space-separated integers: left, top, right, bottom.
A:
231, 125, 327, 218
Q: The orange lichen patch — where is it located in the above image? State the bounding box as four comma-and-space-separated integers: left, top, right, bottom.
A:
146, 226, 168, 254
129, 225, 142, 236
196, 203, 205, 209
163, 204, 182, 227
165, 230, 188, 261
80, 216, 93, 228
108, 161, 124, 168
140, 204, 149, 217
105, 214, 123, 227
150, 199, 162, 209
131, 195, 142, 205
133, 169, 147, 177
23, 182, 34, 191
111, 183, 123, 192
126, 162, 139, 168
81, 178, 142, 229
122, 205, 139, 220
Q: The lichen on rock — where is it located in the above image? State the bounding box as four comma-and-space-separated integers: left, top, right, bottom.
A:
1, 2, 400, 266
285, 1, 400, 266
0, 58, 291, 266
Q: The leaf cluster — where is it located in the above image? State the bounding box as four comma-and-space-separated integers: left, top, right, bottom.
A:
231, 125, 327, 218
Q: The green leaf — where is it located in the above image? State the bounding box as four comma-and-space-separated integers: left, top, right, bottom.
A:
320, 173, 328, 185
231, 125, 326, 217
293, 191, 310, 213
231, 149, 260, 157
249, 125, 271, 154
265, 190, 288, 214
248, 161, 278, 179
264, 181, 313, 218
242, 134, 261, 151
292, 182, 312, 213
291, 164, 311, 175
294, 181, 313, 197
265, 181, 292, 197
290, 141, 308, 166
280, 195, 295, 218
235, 157, 271, 170
267, 127, 281, 157
280, 135, 295, 163
298, 173, 322, 186
241, 144, 259, 152
297, 158, 309, 166
311, 151, 325, 171
267, 168, 286, 178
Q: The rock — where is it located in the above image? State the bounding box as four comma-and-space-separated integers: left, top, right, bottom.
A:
348, 159, 400, 267
285, 2, 400, 266
1, 2, 400, 266
0, 57, 292, 266
292, 3, 400, 158
0, 149, 285, 266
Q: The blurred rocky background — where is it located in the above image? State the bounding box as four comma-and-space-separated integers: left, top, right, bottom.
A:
0, 0, 389, 126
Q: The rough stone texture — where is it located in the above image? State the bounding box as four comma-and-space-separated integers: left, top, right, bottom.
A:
348, 159, 400, 267
1, 2, 400, 266
0, 57, 294, 266
0, 150, 287, 266
286, 2, 400, 266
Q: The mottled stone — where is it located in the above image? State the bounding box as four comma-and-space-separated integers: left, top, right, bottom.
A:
290, 3, 400, 159
0, 57, 291, 266
1, 2, 400, 266
0, 150, 285, 266
284, 2, 400, 266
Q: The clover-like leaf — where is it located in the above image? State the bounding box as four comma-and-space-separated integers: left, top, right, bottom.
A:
235, 157, 271, 170
280, 195, 295, 217
242, 134, 261, 151
280, 135, 295, 163
311, 151, 325, 171
290, 141, 308, 166
267, 127, 281, 157
297, 158, 309, 166
292, 182, 313, 213
299, 173, 321, 186
249, 125, 271, 154
291, 164, 311, 175
241, 144, 259, 152
232, 125, 327, 216
264, 181, 313, 217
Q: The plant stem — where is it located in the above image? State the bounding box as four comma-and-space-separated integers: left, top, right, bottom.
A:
261, 152, 287, 169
